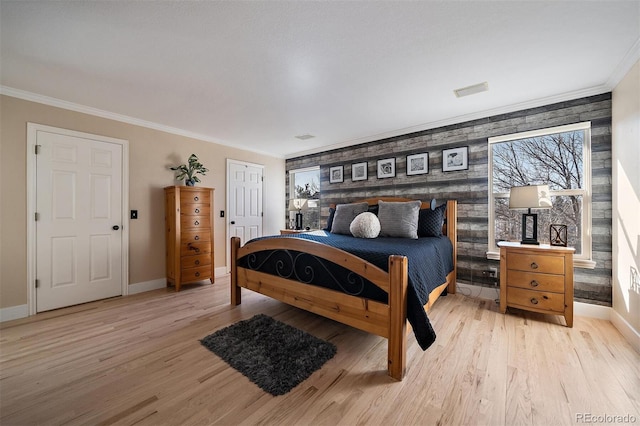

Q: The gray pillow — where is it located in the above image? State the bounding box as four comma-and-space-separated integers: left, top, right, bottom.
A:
330, 202, 369, 235
377, 200, 421, 238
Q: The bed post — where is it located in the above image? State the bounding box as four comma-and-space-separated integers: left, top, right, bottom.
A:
446, 200, 457, 295
388, 255, 408, 380
231, 237, 241, 305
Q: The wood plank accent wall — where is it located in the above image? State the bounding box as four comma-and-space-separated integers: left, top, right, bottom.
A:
286, 93, 612, 306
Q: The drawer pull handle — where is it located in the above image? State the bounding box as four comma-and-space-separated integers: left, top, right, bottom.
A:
530, 280, 539, 288
187, 243, 200, 253
530, 298, 539, 305
195, 208, 200, 213
195, 260, 200, 265
194, 235, 200, 240
195, 272, 200, 277
194, 196, 199, 201
530, 262, 539, 270
194, 220, 200, 226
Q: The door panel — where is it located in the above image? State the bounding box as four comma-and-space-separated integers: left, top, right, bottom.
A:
36, 130, 123, 312
228, 161, 263, 246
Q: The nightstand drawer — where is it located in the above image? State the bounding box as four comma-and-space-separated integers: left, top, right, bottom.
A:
507, 270, 565, 293
180, 191, 211, 205
181, 254, 211, 269
507, 287, 565, 313
509, 253, 564, 274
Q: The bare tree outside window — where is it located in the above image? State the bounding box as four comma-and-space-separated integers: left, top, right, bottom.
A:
491, 127, 588, 255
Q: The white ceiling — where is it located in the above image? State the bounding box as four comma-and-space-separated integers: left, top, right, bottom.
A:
1, 1, 639, 159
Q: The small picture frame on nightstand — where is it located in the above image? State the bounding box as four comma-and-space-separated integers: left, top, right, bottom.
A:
550, 224, 568, 247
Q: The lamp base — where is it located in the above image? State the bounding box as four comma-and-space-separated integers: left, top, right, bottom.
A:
520, 238, 540, 245
295, 212, 303, 230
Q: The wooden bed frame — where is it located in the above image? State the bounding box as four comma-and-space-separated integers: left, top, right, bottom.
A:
230, 198, 457, 380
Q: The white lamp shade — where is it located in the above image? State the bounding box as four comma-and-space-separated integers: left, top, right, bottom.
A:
288, 198, 308, 211
509, 184, 552, 209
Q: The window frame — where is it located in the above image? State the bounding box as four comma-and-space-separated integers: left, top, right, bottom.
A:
487, 122, 595, 268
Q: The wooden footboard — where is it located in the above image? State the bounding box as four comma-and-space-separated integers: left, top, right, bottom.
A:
230, 199, 457, 381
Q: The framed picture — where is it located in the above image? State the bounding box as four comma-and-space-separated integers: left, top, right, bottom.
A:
442, 146, 469, 172
351, 162, 368, 181
377, 158, 396, 179
329, 166, 343, 183
406, 153, 429, 175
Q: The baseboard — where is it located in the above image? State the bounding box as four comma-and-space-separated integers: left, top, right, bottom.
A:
456, 282, 611, 320
610, 309, 640, 353
128, 278, 166, 294
0, 304, 29, 322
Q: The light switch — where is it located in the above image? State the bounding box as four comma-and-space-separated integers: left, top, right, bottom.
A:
131, 210, 138, 219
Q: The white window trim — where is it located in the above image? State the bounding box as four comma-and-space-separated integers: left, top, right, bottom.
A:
487, 122, 596, 269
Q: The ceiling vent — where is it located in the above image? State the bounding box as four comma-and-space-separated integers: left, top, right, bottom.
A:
454, 82, 489, 98
295, 134, 315, 140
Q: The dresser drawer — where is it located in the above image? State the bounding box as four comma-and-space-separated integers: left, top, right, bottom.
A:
180, 215, 211, 230
180, 265, 212, 282
180, 241, 212, 257
509, 253, 564, 275
507, 270, 565, 293
181, 254, 211, 269
180, 204, 210, 216
180, 191, 211, 205
181, 230, 211, 244
507, 287, 565, 313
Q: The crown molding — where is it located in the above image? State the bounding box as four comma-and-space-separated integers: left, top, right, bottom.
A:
286, 85, 610, 159
606, 37, 640, 89
0, 86, 284, 159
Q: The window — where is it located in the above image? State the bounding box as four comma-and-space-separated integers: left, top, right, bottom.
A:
488, 122, 595, 267
288, 166, 320, 230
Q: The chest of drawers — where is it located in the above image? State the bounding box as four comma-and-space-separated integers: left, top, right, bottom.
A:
165, 186, 215, 291
498, 242, 574, 327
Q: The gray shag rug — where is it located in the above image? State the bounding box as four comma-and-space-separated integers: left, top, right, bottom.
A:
200, 314, 337, 396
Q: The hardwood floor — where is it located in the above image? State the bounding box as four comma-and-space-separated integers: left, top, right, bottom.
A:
1, 277, 638, 426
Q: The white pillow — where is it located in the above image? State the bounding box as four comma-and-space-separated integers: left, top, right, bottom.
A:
349, 212, 381, 238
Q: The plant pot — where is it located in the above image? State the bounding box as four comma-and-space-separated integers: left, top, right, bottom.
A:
185, 179, 196, 186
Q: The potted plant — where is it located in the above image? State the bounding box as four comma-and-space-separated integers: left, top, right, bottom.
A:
170, 154, 209, 186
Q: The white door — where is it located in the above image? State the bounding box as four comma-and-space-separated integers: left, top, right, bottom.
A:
35, 128, 124, 312
227, 160, 263, 249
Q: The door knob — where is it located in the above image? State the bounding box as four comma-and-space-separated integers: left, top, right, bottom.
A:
231, 221, 235, 224
112, 225, 120, 230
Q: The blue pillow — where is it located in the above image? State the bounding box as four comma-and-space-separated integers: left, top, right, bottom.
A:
418, 203, 446, 237
324, 207, 336, 231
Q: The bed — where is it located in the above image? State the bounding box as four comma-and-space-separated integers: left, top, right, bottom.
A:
230, 198, 457, 380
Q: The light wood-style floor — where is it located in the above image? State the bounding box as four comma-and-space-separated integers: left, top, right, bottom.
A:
1, 277, 638, 426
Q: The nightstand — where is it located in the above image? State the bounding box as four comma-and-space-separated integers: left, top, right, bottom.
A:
280, 229, 314, 235
498, 242, 575, 327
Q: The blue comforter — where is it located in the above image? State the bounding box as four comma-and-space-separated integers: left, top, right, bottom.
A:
239, 231, 454, 350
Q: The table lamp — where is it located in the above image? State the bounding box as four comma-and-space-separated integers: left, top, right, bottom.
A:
288, 198, 308, 230
509, 184, 552, 245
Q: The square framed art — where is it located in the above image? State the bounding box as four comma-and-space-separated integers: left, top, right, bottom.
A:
329, 166, 344, 183
442, 146, 469, 172
406, 153, 429, 175
377, 158, 396, 179
351, 162, 367, 181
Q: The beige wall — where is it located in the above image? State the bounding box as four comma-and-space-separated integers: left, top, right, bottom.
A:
0, 94, 285, 309
612, 59, 640, 337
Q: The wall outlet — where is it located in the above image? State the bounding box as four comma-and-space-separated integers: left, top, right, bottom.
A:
488, 267, 498, 278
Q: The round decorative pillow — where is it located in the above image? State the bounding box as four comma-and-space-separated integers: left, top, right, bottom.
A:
349, 212, 381, 239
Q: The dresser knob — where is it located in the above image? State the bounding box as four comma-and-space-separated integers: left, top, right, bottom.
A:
530, 280, 539, 288
195, 272, 200, 277
195, 260, 200, 265
194, 196, 199, 201
530, 298, 539, 305
195, 208, 200, 213
194, 220, 199, 226
194, 235, 200, 240
530, 262, 538, 270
